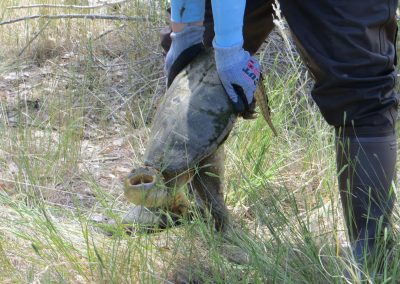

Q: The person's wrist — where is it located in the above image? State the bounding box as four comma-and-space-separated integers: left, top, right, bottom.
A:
170, 25, 204, 47
172, 21, 203, 33
213, 41, 246, 71
213, 29, 243, 49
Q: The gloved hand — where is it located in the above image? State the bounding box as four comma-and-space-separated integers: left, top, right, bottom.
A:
214, 41, 261, 116
165, 25, 205, 86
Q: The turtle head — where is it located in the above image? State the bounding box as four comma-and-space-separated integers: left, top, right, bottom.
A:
123, 167, 169, 208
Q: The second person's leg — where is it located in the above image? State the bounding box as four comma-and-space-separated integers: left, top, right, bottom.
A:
280, 0, 398, 272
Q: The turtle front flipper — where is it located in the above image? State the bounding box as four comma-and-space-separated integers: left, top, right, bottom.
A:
190, 146, 250, 264
190, 147, 231, 233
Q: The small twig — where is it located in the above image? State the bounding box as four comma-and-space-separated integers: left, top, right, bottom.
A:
94, 23, 126, 41
0, 14, 148, 26
106, 81, 154, 119
86, 156, 121, 163
7, 0, 127, 10
18, 20, 51, 57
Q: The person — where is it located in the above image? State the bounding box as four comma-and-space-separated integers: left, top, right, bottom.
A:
161, 0, 398, 279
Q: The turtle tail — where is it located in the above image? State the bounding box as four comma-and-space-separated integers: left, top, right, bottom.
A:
254, 73, 278, 136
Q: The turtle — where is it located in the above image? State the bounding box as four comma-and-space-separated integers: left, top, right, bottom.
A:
122, 49, 276, 234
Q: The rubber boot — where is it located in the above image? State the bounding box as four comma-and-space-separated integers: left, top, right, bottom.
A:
336, 132, 396, 277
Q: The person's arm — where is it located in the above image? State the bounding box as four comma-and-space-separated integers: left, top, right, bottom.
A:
211, 0, 245, 48
211, 0, 260, 116
165, 0, 206, 85
170, 0, 205, 31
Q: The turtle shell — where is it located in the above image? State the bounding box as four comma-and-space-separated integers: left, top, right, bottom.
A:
143, 50, 237, 173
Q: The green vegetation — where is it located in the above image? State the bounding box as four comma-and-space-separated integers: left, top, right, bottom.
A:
0, 1, 399, 283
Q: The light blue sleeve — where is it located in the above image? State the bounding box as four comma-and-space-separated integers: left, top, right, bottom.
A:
171, 0, 206, 23
211, 0, 245, 48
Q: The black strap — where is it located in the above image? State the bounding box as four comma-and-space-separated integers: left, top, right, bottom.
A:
167, 43, 204, 88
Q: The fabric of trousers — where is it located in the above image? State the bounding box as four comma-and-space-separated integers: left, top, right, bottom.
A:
160, 0, 399, 136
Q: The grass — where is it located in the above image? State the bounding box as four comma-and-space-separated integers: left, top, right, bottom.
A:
0, 0, 399, 283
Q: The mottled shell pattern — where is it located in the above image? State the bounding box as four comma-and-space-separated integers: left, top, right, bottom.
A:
144, 50, 237, 173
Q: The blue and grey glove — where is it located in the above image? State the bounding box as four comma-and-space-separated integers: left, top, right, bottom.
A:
165, 25, 205, 86
214, 41, 261, 116
166, 0, 205, 87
